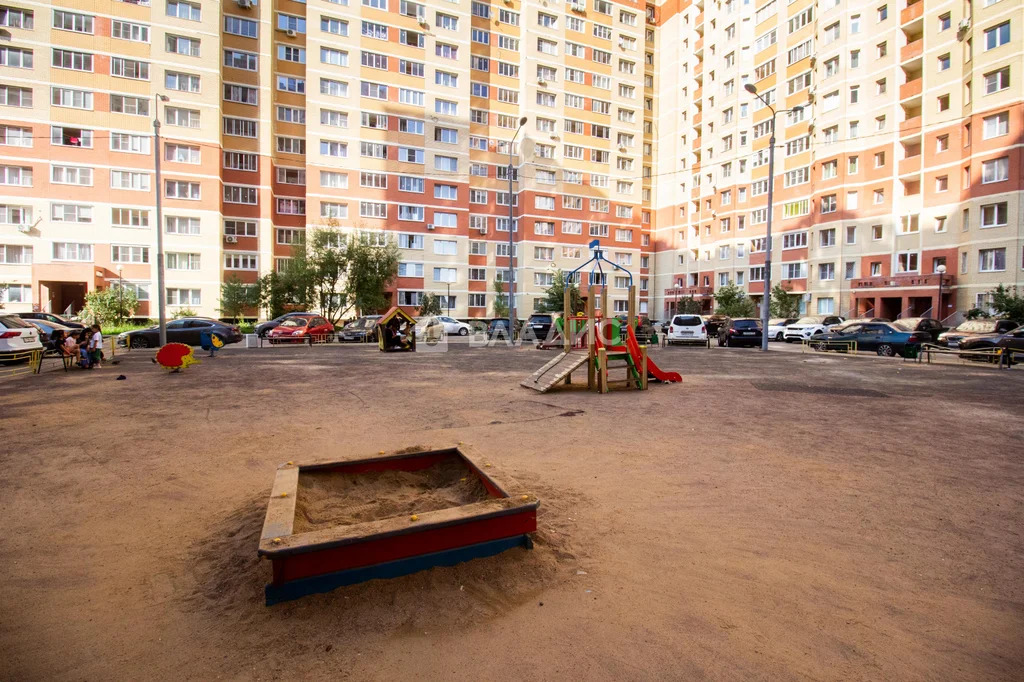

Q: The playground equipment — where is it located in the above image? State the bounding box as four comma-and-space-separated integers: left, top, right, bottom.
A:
258, 446, 538, 605
376, 306, 417, 352
522, 240, 681, 393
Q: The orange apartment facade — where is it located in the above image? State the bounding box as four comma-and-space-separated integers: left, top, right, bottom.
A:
0, 0, 1021, 322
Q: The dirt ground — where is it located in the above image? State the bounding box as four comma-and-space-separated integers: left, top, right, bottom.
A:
1, 342, 1022, 681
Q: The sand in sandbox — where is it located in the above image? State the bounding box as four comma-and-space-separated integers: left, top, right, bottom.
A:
292, 457, 492, 533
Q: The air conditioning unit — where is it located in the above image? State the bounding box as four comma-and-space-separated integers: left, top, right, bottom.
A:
236, 0, 253, 8
958, 17, 970, 31
225, 235, 238, 243
419, 19, 429, 27
618, 145, 627, 152
16, 224, 31, 233
571, 5, 585, 13
478, 226, 488, 234
286, 28, 297, 37
538, 78, 547, 86
426, 223, 435, 230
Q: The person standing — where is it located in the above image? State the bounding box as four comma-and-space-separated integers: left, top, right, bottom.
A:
88, 324, 104, 369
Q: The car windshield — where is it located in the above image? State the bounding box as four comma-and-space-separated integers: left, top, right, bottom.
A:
794, 317, 822, 325
733, 320, 760, 329
955, 320, 998, 333
279, 318, 309, 328
673, 316, 702, 326
530, 315, 552, 323
1, 315, 31, 329
768, 318, 789, 326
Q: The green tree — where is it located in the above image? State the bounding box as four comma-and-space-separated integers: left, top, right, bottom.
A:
492, 279, 509, 319
82, 286, 139, 325
714, 281, 756, 317
675, 296, 702, 315
219, 276, 259, 319
989, 284, 1024, 321
538, 269, 583, 314
257, 271, 291, 319
418, 292, 442, 316
769, 283, 802, 318
344, 232, 400, 317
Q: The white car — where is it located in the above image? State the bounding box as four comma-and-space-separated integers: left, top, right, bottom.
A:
665, 314, 708, 345
0, 314, 43, 356
415, 315, 471, 337
783, 315, 846, 342
767, 317, 798, 342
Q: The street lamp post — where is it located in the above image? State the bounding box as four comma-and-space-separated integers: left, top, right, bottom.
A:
153, 93, 170, 347
117, 265, 123, 326
507, 116, 528, 340
744, 84, 802, 351
446, 281, 451, 315
935, 264, 947, 320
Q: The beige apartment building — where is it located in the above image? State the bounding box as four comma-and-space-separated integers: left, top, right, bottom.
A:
0, 0, 1020, 322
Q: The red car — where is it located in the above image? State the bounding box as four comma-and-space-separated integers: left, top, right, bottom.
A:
267, 314, 335, 343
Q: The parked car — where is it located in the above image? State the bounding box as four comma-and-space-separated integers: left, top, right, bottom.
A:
486, 318, 515, 339
937, 319, 1020, 348
784, 315, 846, 342
702, 314, 730, 338
767, 318, 798, 341
0, 314, 43, 358
24, 319, 77, 352
523, 313, 555, 342
118, 318, 243, 348
717, 318, 763, 347
339, 315, 381, 342
892, 317, 947, 343
433, 315, 472, 336
267, 314, 335, 343
666, 314, 708, 345
958, 325, 1024, 363
809, 322, 930, 357
18, 312, 87, 330
414, 316, 446, 342
255, 312, 315, 338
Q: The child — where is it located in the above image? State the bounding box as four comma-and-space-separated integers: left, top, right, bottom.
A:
78, 330, 91, 368
88, 324, 103, 369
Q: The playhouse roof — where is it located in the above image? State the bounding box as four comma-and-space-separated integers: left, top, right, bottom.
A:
379, 306, 417, 326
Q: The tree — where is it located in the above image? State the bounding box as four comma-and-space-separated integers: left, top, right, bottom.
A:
82, 286, 139, 325
538, 269, 583, 314
304, 228, 348, 323
769, 283, 802, 318
257, 271, 291, 320
675, 296, 702, 315
492, 279, 509, 319
714, 281, 756, 317
418, 292, 442, 316
344, 232, 400, 317
989, 284, 1024, 321
219, 276, 259, 319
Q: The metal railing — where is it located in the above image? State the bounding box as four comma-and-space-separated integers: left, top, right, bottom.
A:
0, 349, 43, 377
802, 339, 858, 354
916, 343, 1014, 369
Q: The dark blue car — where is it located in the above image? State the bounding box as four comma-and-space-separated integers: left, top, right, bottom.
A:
809, 322, 930, 357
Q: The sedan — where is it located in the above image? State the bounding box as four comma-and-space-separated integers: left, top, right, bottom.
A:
118, 318, 243, 348
0, 314, 43, 357
434, 315, 472, 336
717, 318, 763, 347
809, 322, 929, 357
24, 319, 77, 352
255, 312, 315, 338
267, 315, 335, 343
339, 315, 382, 343
893, 317, 947, 343
18, 312, 87, 330
958, 325, 1024, 364
938, 319, 1020, 348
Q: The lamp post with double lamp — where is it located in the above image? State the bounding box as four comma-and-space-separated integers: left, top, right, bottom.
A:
507, 116, 528, 341
153, 93, 170, 347
744, 83, 802, 351
116, 265, 123, 326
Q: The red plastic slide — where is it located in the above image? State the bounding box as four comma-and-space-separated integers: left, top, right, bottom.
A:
625, 326, 682, 383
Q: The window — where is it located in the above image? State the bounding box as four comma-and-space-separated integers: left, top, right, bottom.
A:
224, 16, 257, 38
51, 165, 93, 186
985, 67, 1010, 94
109, 170, 150, 191
223, 117, 257, 138
165, 107, 200, 128
782, 232, 808, 249
52, 48, 93, 72
896, 251, 919, 273
52, 242, 92, 262
981, 203, 1008, 228
360, 201, 387, 219
277, 168, 306, 186
984, 21, 1010, 50
982, 157, 1009, 184
166, 216, 200, 235
978, 248, 1006, 272
983, 112, 1009, 139
165, 143, 199, 164
818, 263, 835, 281
276, 198, 306, 215
51, 204, 91, 223
939, 13, 950, 31
277, 137, 306, 155
399, 176, 423, 193
165, 179, 199, 199
167, 1, 200, 21
433, 240, 458, 256
166, 35, 199, 57
167, 289, 201, 306
783, 263, 807, 279
0, 245, 32, 265
2, 85, 33, 108
112, 245, 150, 264
1, 6, 33, 29
224, 185, 257, 205
399, 206, 424, 222
820, 229, 836, 248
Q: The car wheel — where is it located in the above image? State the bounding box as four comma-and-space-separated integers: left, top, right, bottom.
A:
775, 332, 784, 341
130, 336, 150, 349
876, 344, 896, 357
458, 327, 468, 336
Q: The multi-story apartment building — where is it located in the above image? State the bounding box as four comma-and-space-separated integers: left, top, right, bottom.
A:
0, 0, 1020, 323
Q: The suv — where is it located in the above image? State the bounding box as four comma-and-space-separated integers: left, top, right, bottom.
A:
524, 313, 555, 342
339, 315, 381, 342
666, 315, 707, 345
767, 318, 797, 341
718, 318, 763, 347
784, 315, 846, 342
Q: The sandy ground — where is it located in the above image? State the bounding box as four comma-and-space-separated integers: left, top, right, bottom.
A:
1, 342, 1022, 681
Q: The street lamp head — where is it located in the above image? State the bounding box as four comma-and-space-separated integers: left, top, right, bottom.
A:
518, 116, 528, 126
791, 105, 804, 114
744, 83, 758, 94
936, 264, 947, 274
157, 94, 169, 102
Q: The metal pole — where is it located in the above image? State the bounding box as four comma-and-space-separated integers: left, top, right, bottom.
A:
761, 110, 776, 351
118, 268, 123, 325
507, 117, 527, 342
447, 282, 451, 314
153, 94, 168, 347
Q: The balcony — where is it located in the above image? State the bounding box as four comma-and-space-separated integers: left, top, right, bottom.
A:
694, 37, 704, 56
665, 285, 713, 299
899, 156, 922, 176
850, 273, 955, 290
693, 111, 702, 126
901, 0, 924, 26
899, 115, 922, 137
899, 77, 922, 101
901, 38, 923, 62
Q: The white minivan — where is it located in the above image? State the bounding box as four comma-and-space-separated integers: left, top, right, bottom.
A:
666, 315, 708, 345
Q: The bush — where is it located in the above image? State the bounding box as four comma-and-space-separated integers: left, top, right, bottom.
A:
172, 307, 198, 319
714, 282, 756, 318
82, 287, 139, 325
